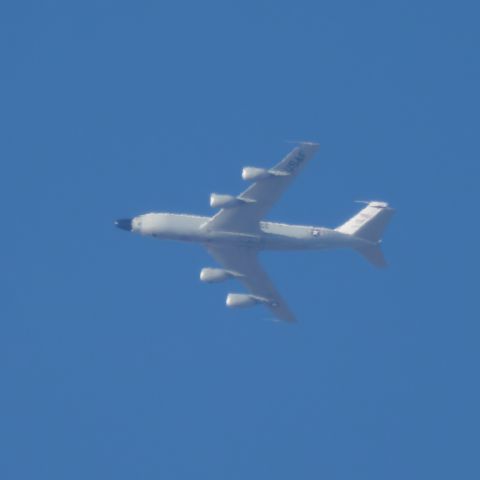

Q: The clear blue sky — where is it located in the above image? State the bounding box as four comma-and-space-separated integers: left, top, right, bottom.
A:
1, 1, 478, 479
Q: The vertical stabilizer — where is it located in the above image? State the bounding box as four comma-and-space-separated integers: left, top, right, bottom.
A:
336, 201, 395, 243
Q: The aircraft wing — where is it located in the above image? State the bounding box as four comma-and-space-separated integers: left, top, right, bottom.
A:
206, 245, 296, 322
203, 142, 320, 233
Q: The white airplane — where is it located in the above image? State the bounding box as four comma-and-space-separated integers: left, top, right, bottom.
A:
115, 142, 394, 322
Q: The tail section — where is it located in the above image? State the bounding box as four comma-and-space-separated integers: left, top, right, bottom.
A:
355, 244, 388, 268
336, 201, 395, 268
336, 201, 395, 242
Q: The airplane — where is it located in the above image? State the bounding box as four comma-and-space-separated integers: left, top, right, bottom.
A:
115, 142, 394, 322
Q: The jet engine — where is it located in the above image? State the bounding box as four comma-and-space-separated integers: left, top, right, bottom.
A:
209, 193, 240, 209
200, 268, 239, 283
241, 167, 270, 181
210, 193, 255, 209
226, 293, 268, 308
242, 166, 290, 181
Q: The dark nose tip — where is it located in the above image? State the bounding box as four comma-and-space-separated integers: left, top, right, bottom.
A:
115, 218, 133, 231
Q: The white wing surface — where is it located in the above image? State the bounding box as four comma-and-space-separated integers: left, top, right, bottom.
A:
206, 245, 295, 322
204, 142, 319, 233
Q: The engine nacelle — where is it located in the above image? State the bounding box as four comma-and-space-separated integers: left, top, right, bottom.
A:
241, 166, 290, 182
210, 193, 240, 209
210, 193, 256, 209
226, 293, 268, 308
200, 268, 237, 283
242, 167, 270, 181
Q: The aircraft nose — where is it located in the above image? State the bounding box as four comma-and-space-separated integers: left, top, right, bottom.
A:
115, 218, 133, 231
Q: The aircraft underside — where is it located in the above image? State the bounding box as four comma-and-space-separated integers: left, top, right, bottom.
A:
115, 142, 394, 322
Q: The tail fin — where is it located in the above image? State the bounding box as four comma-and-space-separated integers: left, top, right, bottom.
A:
336, 201, 395, 242
336, 201, 395, 268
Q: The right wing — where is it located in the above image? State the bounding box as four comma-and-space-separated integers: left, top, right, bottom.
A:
203, 142, 319, 233
206, 244, 296, 322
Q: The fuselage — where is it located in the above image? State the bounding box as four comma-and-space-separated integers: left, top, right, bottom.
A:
127, 212, 371, 251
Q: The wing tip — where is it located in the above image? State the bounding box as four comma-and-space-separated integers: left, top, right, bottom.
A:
270, 305, 297, 323
285, 139, 320, 147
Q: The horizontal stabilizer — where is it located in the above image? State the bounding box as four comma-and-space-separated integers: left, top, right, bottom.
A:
355, 244, 387, 268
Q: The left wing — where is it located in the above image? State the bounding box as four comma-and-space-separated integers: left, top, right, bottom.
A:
206, 244, 295, 322
203, 142, 319, 233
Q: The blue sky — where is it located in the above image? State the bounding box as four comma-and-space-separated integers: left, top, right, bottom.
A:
1, 1, 478, 478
